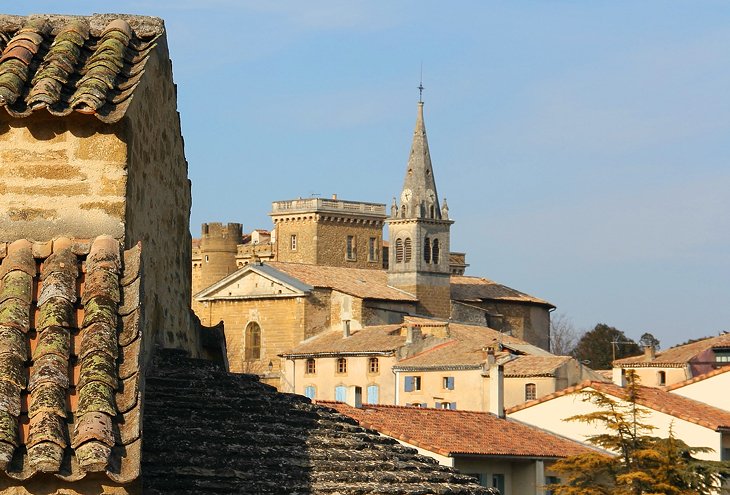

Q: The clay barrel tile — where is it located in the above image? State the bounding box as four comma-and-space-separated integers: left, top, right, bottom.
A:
0, 353, 25, 388
105, 438, 140, 483
102, 19, 133, 40
0, 410, 18, 447
72, 411, 113, 448
0, 380, 21, 417
75, 439, 112, 472
36, 298, 74, 331
76, 381, 115, 417
81, 269, 119, 305
0, 441, 13, 470
0, 325, 27, 361
27, 441, 64, 473
0, 271, 32, 305
40, 247, 79, 281
120, 244, 141, 287
81, 296, 117, 329
86, 237, 121, 274
27, 411, 67, 449
119, 309, 140, 346
77, 350, 117, 390
78, 322, 117, 360
118, 278, 140, 315
32, 327, 70, 367
28, 383, 66, 419
118, 338, 140, 380
37, 271, 77, 306
0, 240, 34, 279
0, 298, 29, 333
116, 407, 140, 445
115, 374, 138, 414
28, 353, 69, 391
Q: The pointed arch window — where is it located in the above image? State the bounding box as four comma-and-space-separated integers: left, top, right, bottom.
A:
395, 238, 404, 263
432, 238, 440, 264
400, 205, 407, 218
244, 322, 261, 360
423, 237, 431, 263
404, 238, 412, 262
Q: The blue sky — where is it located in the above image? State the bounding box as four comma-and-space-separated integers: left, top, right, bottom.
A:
9, 2, 730, 347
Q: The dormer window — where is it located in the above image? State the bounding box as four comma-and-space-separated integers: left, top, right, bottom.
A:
715, 348, 730, 363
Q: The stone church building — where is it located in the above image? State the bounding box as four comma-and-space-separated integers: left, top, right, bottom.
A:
193, 99, 555, 388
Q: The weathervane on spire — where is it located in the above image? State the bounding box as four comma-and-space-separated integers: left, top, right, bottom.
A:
418, 62, 424, 103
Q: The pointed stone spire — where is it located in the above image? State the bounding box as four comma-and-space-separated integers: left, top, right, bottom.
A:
399, 101, 441, 220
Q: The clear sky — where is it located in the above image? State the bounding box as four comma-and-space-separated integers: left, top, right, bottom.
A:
7, 2, 730, 348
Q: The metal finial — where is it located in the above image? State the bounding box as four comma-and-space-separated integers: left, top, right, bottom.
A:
418, 63, 424, 103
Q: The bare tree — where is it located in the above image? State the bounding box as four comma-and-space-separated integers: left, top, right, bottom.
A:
550, 313, 582, 356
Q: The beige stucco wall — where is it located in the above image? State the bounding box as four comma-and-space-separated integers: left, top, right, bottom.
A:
396, 369, 486, 409
617, 366, 690, 387
508, 387, 723, 461
285, 355, 397, 403
671, 371, 730, 412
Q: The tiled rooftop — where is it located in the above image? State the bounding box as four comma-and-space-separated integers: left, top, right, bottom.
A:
450, 275, 554, 307
0, 237, 141, 482
282, 324, 405, 357
143, 350, 493, 494
0, 14, 162, 123
267, 261, 418, 302
614, 333, 730, 367
507, 380, 730, 432
320, 402, 594, 459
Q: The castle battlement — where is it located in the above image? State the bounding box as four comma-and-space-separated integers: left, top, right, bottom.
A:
270, 197, 386, 218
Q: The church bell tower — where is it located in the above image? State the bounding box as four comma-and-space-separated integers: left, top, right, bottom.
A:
386, 97, 453, 318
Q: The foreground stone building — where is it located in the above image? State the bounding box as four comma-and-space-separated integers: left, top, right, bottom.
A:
0, 13, 493, 494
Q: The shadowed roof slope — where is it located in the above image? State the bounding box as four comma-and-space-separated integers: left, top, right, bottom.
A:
0, 237, 141, 483
320, 402, 594, 459
0, 14, 163, 122
451, 275, 554, 307
614, 333, 730, 367
282, 324, 405, 357
142, 350, 493, 494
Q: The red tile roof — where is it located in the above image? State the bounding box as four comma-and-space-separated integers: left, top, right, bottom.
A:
319, 402, 594, 458
0, 237, 142, 482
664, 365, 730, 392
281, 324, 405, 356
507, 380, 730, 432
614, 333, 730, 367
267, 261, 418, 302
0, 14, 163, 123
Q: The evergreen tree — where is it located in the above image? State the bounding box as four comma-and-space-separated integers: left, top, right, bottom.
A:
572, 324, 641, 369
548, 371, 730, 495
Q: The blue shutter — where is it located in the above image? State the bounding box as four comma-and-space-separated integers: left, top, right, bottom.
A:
304, 386, 315, 399
367, 385, 379, 404
404, 376, 414, 392
420, 403, 428, 408
335, 386, 346, 402
449, 402, 457, 410
446, 377, 455, 390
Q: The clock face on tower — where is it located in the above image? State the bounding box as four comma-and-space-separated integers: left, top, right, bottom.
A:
401, 188, 412, 203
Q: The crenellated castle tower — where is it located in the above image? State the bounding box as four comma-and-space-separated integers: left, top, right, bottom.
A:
192, 222, 243, 296
387, 100, 453, 318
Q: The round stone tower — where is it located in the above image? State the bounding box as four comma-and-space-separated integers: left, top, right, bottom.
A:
196, 222, 242, 292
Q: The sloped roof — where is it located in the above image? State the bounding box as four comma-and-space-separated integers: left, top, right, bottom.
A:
282, 324, 405, 357
267, 261, 418, 302
0, 14, 163, 123
614, 333, 730, 367
0, 237, 141, 482
664, 366, 730, 392
507, 380, 730, 432
142, 350, 493, 494
394, 321, 543, 370
320, 402, 594, 459
451, 275, 554, 307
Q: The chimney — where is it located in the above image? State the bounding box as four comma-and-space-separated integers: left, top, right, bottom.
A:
613, 368, 626, 387
405, 325, 420, 345
346, 386, 362, 408
332, 193, 338, 200
342, 320, 351, 338
489, 363, 505, 418
643, 345, 656, 361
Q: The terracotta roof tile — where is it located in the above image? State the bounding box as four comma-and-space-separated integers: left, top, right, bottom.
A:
614, 333, 730, 367
0, 236, 142, 482
267, 261, 418, 301
0, 14, 163, 123
451, 275, 554, 307
320, 401, 594, 458
507, 380, 730, 432
282, 324, 405, 356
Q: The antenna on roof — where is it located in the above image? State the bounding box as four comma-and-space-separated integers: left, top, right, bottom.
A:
418, 62, 424, 103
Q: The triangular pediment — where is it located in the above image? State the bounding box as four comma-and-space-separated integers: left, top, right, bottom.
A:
195, 263, 312, 300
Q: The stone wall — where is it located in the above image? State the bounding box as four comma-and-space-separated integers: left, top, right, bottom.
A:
122, 38, 198, 359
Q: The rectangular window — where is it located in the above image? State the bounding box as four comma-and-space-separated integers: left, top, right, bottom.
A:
437, 401, 457, 410
443, 376, 454, 390
368, 237, 378, 261
404, 376, 422, 392
492, 474, 505, 494
335, 386, 346, 402
290, 234, 297, 251
368, 357, 379, 374
336, 358, 347, 374
304, 385, 315, 399
367, 385, 379, 404
346, 235, 356, 260
545, 476, 560, 495
305, 358, 316, 374
714, 350, 730, 362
